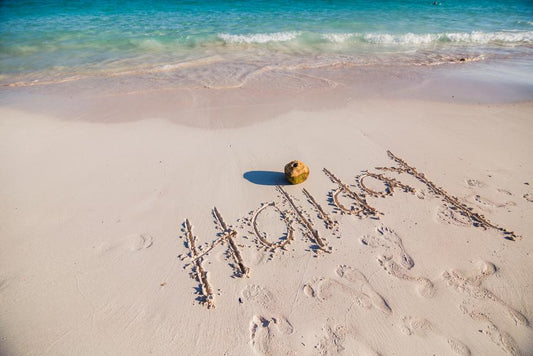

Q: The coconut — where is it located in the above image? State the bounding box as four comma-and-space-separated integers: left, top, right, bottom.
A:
284, 160, 309, 184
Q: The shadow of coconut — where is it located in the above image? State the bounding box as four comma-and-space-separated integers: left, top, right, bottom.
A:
243, 171, 289, 186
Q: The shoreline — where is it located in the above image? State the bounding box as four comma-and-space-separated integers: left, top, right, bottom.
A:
1, 58, 532, 130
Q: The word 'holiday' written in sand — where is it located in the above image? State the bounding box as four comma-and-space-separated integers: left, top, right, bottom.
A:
180, 151, 519, 309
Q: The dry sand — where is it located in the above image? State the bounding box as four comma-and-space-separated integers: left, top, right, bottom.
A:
1, 75, 533, 355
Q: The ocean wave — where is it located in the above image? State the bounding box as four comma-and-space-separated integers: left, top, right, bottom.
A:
360, 31, 533, 44
321, 33, 355, 43
363, 33, 439, 44
216, 30, 533, 45
134, 38, 166, 51
444, 31, 533, 43
218, 32, 300, 44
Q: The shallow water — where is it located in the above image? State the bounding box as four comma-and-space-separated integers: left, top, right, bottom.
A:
1, 0, 532, 87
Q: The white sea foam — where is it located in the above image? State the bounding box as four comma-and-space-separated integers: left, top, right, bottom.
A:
321, 33, 357, 43
218, 32, 300, 44
218, 31, 532, 46
364, 31, 533, 45
445, 31, 533, 43
364, 33, 439, 44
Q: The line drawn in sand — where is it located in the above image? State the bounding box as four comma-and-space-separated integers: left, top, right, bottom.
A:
356, 171, 415, 198
360, 226, 435, 298
304, 265, 392, 316
212, 207, 250, 277
400, 316, 471, 356
302, 187, 338, 232
181, 208, 251, 308
276, 185, 331, 253
323, 168, 382, 218
182, 219, 215, 309
250, 202, 294, 251
376, 150, 519, 240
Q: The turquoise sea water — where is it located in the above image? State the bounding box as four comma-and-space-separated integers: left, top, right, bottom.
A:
1, 0, 532, 86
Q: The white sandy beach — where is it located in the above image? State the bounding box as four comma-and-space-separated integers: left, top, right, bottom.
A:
1, 75, 533, 355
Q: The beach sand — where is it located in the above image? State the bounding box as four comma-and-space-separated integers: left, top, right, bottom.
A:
1, 63, 533, 355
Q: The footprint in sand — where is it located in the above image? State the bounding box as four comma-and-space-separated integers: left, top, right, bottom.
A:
316, 322, 380, 356
249, 315, 295, 356
242, 284, 296, 355
471, 194, 516, 209
400, 316, 471, 356
460, 303, 521, 356
241, 284, 276, 311
304, 265, 391, 316
497, 188, 513, 196
523, 193, 533, 202
442, 261, 529, 327
97, 233, 153, 254
0, 276, 13, 300
360, 227, 434, 298
335, 265, 391, 317
129, 234, 153, 251
361, 226, 414, 270
435, 204, 472, 227
415, 188, 427, 200
466, 179, 486, 188
377, 255, 435, 298
316, 324, 350, 355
